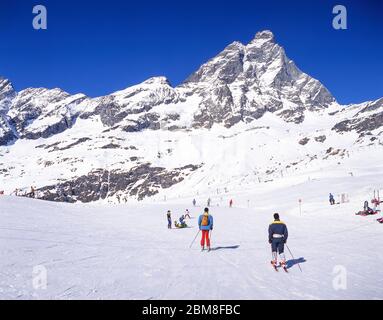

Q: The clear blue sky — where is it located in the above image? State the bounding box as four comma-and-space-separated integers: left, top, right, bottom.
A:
0, 0, 382, 104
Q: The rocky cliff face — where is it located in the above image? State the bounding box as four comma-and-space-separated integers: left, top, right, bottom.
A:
0, 77, 15, 112
0, 30, 381, 203
0, 78, 17, 145
37, 163, 201, 203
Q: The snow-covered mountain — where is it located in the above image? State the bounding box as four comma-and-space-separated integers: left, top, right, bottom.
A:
0, 30, 382, 203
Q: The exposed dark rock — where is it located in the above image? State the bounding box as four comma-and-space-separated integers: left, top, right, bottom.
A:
333, 111, 383, 134
58, 138, 91, 151
122, 112, 161, 132
43, 161, 54, 167
193, 84, 235, 129
163, 113, 180, 122
278, 108, 305, 124
357, 98, 383, 115
184, 42, 245, 84
167, 125, 186, 131
101, 143, 120, 149
0, 114, 17, 146
328, 110, 340, 116
36, 163, 202, 203
299, 137, 310, 145
20, 114, 77, 140
314, 135, 327, 143
324, 148, 346, 159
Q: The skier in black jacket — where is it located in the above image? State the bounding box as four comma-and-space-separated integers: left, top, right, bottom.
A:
269, 213, 288, 269
166, 210, 172, 229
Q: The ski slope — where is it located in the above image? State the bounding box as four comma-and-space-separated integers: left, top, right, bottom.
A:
1, 171, 383, 300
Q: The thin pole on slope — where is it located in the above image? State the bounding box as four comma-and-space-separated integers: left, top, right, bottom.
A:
286, 244, 303, 273
189, 230, 200, 249
299, 199, 302, 216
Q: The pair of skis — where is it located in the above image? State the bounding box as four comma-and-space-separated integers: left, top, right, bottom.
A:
271, 261, 288, 273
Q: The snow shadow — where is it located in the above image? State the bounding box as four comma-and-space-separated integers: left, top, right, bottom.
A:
211, 245, 240, 251
286, 257, 306, 269
173, 226, 194, 229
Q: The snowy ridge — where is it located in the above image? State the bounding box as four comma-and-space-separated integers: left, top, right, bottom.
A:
0, 30, 382, 203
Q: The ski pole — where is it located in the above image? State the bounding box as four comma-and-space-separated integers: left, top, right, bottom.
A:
286, 244, 302, 272
189, 230, 201, 249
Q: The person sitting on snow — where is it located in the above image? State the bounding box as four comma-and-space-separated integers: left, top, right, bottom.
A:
175, 215, 187, 228
175, 220, 188, 228
357, 201, 377, 216
364, 201, 376, 215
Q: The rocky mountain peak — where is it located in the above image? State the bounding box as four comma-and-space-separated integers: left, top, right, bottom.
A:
0, 77, 16, 113
255, 30, 275, 40
183, 41, 245, 85
248, 30, 276, 46
141, 76, 172, 87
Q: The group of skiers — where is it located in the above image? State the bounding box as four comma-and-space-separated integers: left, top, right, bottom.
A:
167, 209, 192, 229
165, 206, 289, 269
329, 192, 383, 223
166, 208, 213, 250
165, 191, 383, 270
192, 198, 234, 208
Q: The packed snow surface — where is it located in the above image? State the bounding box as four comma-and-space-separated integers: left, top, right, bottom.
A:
1, 168, 382, 300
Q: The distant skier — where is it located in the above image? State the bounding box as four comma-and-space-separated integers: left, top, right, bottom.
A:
364, 200, 370, 212
198, 207, 214, 251
29, 186, 36, 198
167, 210, 172, 229
184, 209, 191, 219
207, 198, 211, 207
372, 198, 381, 211
329, 193, 335, 205
229, 199, 233, 208
193, 199, 196, 207
269, 213, 288, 271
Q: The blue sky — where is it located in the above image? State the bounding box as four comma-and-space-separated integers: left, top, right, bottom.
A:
0, 0, 382, 104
